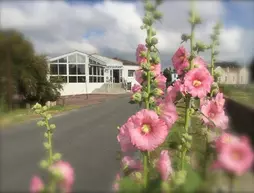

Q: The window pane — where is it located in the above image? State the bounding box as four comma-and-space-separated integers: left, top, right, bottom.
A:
77, 54, 86, 63
59, 64, 67, 75
102, 77, 104, 82
93, 76, 97, 82
68, 54, 76, 63
69, 76, 77, 83
93, 66, 97, 75
50, 64, 58, 75
89, 59, 96, 64
89, 76, 93, 83
89, 66, 92, 75
128, 70, 135, 77
101, 68, 104, 75
78, 76, 86, 83
58, 57, 67, 63
51, 60, 58, 63
69, 64, 77, 75
78, 65, 85, 74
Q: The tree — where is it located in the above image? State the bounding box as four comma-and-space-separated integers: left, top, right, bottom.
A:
0, 29, 63, 110
250, 57, 254, 82
163, 67, 173, 88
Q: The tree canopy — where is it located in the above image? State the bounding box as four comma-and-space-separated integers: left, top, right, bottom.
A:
163, 67, 173, 88
0, 29, 62, 110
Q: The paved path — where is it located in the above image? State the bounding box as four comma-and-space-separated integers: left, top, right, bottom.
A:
0, 94, 139, 193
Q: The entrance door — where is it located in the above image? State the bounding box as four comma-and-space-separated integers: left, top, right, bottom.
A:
113, 69, 120, 83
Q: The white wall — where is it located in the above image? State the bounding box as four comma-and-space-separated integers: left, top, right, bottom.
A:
123, 65, 140, 87
60, 83, 104, 96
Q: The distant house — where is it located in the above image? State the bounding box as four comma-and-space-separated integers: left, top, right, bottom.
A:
47, 50, 139, 96
215, 61, 250, 85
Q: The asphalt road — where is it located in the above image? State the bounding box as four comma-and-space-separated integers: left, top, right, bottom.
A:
0, 94, 139, 193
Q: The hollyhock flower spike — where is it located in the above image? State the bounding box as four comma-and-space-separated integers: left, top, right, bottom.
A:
30, 176, 44, 193
192, 56, 207, 69
184, 67, 213, 98
131, 84, 142, 93
127, 109, 169, 151
50, 161, 74, 193
136, 44, 147, 64
135, 68, 144, 84
151, 63, 162, 77
157, 150, 173, 181
158, 101, 178, 129
172, 46, 190, 75
155, 74, 167, 91
117, 119, 136, 153
122, 156, 143, 170
213, 137, 254, 176
201, 100, 229, 130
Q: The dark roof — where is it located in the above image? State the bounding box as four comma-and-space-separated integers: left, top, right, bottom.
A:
214, 61, 241, 68
112, 57, 139, 66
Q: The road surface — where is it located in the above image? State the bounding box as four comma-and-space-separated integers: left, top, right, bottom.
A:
0, 94, 138, 193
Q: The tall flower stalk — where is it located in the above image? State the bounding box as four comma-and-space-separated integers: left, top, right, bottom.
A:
30, 104, 74, 193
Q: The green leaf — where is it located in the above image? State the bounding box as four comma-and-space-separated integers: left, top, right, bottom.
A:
182, 163, 202, 193
118, 177, 143, 193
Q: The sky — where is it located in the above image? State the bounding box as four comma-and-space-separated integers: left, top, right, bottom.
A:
1, 0, 254, 69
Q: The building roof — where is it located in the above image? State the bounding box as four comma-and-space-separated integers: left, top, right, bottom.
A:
214, 61, 241, 69
91, 54, 123, 65
112, 57, 139, 66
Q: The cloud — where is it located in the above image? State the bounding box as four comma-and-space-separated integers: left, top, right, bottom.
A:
1, 0, 253, 68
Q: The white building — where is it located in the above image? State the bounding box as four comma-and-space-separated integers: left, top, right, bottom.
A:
47, 50, 139, 96
215, 62, 250, 85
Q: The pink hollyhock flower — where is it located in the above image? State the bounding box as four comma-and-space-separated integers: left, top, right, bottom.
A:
122, 156, 142, 170
214, 92, 225, 112
155, 74, 167, 91
50, 161, 74, 193
184, 67, 213, 98
155, 98, 164, 106
193, 56, 207, 69
201, 100, 229, 130
213, 138, 254, 176
157, 150, 173, 181
127, 109, 168, 151
158, 102, 178, 129
131, 84, 142, 93
112, 173, 121, 192
135, 68, 144, 84
30, 176, 44, 193
151, 63, 161, 77
165, 86, 177, 103
215, 132, 239, 152
136, 44, 147, 64
117, 119, 136, 152
172, 46, 190, 75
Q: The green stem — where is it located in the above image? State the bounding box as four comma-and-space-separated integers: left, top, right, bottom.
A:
143, 25, 152, 189
143, 151, 149, 189
211, 43, 215, 77
228, 173, 235, 193
46, 119, 55, 193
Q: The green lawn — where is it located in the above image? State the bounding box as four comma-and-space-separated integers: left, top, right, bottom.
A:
0, 104, 81, 128
220, 84, 254, 108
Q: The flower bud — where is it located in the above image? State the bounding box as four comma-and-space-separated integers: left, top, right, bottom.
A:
149, 96, 156, 104
50, 124, 56, 130
145, 38, 150, 45
151, 29, 156, 36
153, 11, 163, 20
131, 92, 142, 103
37, 120, 45, 127
42, 106, 48, 111
151, 37, 158, 45
140, 51, 147, 57
40, 160, 48, 169
144, 2, 154, 12
142, 91, 149, 99
152, 88, 164, 97
143, 16, 152, 26
43, 142, 50, 149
